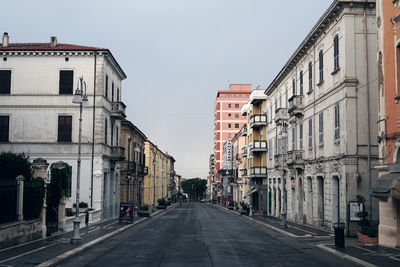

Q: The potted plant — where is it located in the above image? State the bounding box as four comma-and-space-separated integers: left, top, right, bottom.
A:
73, 201, 88, 213
138, 204, 150, 217
156, 198, 167, 209
355, 195, 378, 244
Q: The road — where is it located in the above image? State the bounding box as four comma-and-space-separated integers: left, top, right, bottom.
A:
61, 202, 357, 267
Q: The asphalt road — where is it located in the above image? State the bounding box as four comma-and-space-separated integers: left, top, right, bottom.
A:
61, 202, 357, 267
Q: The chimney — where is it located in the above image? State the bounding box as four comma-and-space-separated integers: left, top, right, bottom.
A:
2, 32, 9, 47
50, 36, 57, 47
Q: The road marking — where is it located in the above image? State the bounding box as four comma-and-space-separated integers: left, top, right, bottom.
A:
88, 226, 100, 233
0, 243, 56, 264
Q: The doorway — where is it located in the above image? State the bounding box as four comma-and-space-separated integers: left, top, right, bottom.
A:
317, 176, 324, 227
307, 176, 313, 224
332, 176, 340, 223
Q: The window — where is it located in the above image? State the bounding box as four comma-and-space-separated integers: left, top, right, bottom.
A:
235, 123, 239, 128
105, 118, 108, 144
308, 118, 312, 149
228, 103, 231, 108
59, 70, 73, 94
308, 61, 312, 91
0, 70, 11, 94
111, 82, 114, 102
235, 114, 239, 118
299, 124, 303, 150
285, 87, 288, 108
0, 116, 9, 142
270, 104, 273, 122
279, 92, 282, 108
291, 127, 296, 150
275, 97, 278, 111
299, 71, 303, 96
292, 78, 296, 95
58, 115, 72, 142
117, 88, 120, 102
334, 104, 340, 142
116, 126, 119, 146
111, 122, 114, 146
105, 75, 109, 98
319, 112, 324, 145
319, 50, 324, 83
228, 123, 231, 128
235, 103, 239, 108
228, 113, 231, 118
269, 139, 273, 159
334, 35, 339, 71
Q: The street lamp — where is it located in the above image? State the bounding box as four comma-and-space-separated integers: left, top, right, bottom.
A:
126, 137, 132, 202
71, 76, 89, 243
278, 122, 288, 228
134, 145, 140, 218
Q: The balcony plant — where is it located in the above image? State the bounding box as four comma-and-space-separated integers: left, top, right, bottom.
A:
355, 195, 378, 244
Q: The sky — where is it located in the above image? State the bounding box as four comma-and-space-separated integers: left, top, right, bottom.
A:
1, 0, 332, 179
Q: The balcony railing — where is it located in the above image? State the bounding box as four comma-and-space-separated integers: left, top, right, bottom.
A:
249, 114, 267, 128
274, 108, 289, 124
110, 146, 125, 161
241, 146, 247, 157
111, 102, 126, 120
249, 140, 268, 153
250, 167, 267, 178
288, 95, 304, 117
287, 150, 304, 167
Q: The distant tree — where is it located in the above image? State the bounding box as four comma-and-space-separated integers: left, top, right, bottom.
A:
181, 178, 207, 201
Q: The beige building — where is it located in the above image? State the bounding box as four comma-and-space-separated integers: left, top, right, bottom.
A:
231, 126, 249, 205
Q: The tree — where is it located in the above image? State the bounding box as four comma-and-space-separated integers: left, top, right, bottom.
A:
0, 152, 33, 180
181, 178, 207, 201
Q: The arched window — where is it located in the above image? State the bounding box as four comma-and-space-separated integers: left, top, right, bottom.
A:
319, 50, 324, 83
308, 61, 312, 91
334, 35, 339, 71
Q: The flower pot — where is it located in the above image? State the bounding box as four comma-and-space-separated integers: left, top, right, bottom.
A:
357, 231, 378, 245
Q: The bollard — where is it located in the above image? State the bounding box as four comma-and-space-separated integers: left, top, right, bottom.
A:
333, 222, 345, 248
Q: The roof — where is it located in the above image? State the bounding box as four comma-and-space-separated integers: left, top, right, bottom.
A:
0, 43, 106, 51
121, 119, 147, 141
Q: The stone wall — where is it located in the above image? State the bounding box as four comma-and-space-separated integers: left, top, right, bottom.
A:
0, 219, 41, 249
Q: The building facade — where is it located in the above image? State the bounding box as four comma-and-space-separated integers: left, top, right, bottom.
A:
231, 126, 249, 206
263, 1, 378, 234
0, 34, 127, 220
213, 84, 251, 194
120, 120, 147, 209
372, 0, 400, 247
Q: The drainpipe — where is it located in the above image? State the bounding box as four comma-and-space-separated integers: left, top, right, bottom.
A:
90, 52, 97, 208
363, 1, 372, 220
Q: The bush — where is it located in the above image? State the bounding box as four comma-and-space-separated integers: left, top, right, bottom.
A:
30, 178, 45, 218
0, 152, 32, 181
140, 204, 149, 211
157, 198, 167, 206
73, 202, 88, 208
65, 208, 74, 217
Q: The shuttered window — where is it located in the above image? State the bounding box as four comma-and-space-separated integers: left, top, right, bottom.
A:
319, 112, 324, 145
308, 61, 313, 91
0, 70, 11, 94
308, 118, 312, 149
59, 70, 73, 94
299, 71, 303, 96
0, 116, 10, 142
58, 116, 72, 142
319, 50, 324, 83
334, 104, 340, 142
334, 35, 339, 71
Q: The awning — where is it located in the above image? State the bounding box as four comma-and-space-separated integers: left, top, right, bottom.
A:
371, 172, 400, 200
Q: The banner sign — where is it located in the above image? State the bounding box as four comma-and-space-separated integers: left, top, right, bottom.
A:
119, 202, 134, 223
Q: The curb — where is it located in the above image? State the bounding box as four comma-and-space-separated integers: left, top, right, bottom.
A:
316, 244, 377, 267
37, 204, 178, 267
214, 204, 312, 239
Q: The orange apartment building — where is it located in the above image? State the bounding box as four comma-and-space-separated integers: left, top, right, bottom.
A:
372, 0, 400, 247
213, 84, 252, 187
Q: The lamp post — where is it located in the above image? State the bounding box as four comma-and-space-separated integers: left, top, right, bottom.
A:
71, 76, 89, 243
134, 145, 140, 218
152, 151, 156, 211
126, 137, 132, 202
279, 122, 288, 228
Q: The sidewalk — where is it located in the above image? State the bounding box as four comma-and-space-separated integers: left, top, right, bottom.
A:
213, 203, 400, 267
0, 204, 178, 267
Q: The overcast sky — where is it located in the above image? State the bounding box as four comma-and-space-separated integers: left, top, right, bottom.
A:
1, 0, 332, 179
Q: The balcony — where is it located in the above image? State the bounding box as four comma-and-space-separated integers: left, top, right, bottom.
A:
240, 168, 247, 177
110, 146, 125, 161
287, 150, 305, 168
250, 166, 267, 178
288, 95, 304, 117
249, 140, 268, 153
241, 125, 247, 136
110, 102, 126, 120
241, 146, 247, 157
250, 114, 267, 129
274, 108, 289, 124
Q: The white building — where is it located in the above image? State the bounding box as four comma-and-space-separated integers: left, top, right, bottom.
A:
264, 0, 378, 234
0, 33, 127, 221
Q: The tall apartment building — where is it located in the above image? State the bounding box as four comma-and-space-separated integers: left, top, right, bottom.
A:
372, 0, 400, 247
0, 33, 127, 221
213, 84, 251, 184
261, 0, 378, 234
